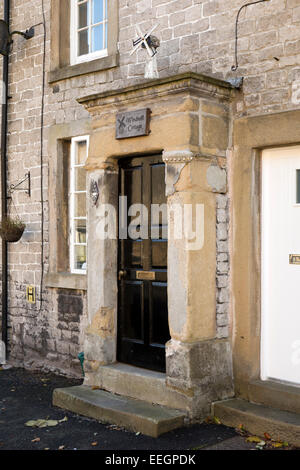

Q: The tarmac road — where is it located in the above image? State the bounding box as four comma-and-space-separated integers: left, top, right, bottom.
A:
0, 367, 261, 451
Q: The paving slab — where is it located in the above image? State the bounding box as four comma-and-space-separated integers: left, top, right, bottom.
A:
53, 385, 185, 437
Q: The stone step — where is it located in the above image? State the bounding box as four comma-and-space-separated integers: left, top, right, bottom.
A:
91, 362, 189, 411
212, 398, 300, 447
248, 379, 300, 416
53, 385, 186, 438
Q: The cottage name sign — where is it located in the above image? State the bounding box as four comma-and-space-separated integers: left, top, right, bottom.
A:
116, 108, 151, 139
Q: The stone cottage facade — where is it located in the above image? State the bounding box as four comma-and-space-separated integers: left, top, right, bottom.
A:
1, 0, 300, 434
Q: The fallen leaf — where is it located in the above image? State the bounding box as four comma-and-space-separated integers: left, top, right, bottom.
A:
58, 445, 65, 450
272, 442, 283, 448
91, 442, 98, 446
246, 436, 263, 443
213, 416, 221, 425
31, 437, 41, 443
264, 432, 271, 441
25, 419, 59, 428
255, 440, 266, 449
92, 386, 100, 390
238, 425, 247, 434
25, 416, 68, 428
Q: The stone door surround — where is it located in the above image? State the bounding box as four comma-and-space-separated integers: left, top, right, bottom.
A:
78, 73, 235, 419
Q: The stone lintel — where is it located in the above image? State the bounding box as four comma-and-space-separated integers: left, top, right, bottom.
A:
78, 72, 234, 112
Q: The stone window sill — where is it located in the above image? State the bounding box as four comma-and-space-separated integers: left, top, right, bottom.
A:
48, 53, 119, 83
45, 272, 87, 291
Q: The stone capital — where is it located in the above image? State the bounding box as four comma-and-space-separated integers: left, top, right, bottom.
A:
162, 150, 195, 163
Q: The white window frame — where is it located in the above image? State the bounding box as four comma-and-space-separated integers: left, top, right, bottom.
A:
69, 136, 89, 274
70, 0, 108, 65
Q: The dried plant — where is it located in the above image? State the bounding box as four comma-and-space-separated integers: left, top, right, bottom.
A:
0, 216, 25, 242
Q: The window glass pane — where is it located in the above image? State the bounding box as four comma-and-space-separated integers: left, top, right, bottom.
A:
74, 220, 87, 244
75, 141, 87, 164
92, 0, 104, 23
297, 170, 300, 203
75, 167, 86, 191
75, 193, 86, 217
78, 2, 89, 29
70, 136, 88, 273
74, 245, 87, 270
92, 24, 103, 52
78, 29, 89, 56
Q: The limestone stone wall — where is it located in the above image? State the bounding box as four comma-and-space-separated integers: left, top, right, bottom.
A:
0, 0, 299, 376
118, 0, 300, 117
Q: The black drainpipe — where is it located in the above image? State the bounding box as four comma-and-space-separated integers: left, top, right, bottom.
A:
1, 0, 10, 355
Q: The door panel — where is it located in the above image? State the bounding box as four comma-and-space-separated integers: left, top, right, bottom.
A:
261, 146, 300, 385
150, 282, 168, 345
118, 155, 170, 372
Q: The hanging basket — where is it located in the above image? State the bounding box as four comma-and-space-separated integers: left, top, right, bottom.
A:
0, 216, 25, 243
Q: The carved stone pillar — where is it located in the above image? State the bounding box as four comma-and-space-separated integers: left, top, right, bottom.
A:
84, 168, 118, 383
163, 150, 233, 412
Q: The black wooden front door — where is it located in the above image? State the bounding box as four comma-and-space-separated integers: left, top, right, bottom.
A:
117, 155, 170, 372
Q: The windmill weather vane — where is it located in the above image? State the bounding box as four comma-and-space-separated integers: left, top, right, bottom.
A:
131, 24, 160, 79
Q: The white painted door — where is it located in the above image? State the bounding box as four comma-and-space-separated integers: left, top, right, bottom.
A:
262, 146, 300, 385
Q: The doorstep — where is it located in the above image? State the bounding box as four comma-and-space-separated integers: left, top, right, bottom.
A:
53, 385, 186, 438
248, 379, 300, 415
86, 362, 190, 411
212, 398, 300, 447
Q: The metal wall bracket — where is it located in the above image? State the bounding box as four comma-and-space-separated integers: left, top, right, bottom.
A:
232, 0, 271, 72
9, 172, 31, 197
11, 27, 35, 40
